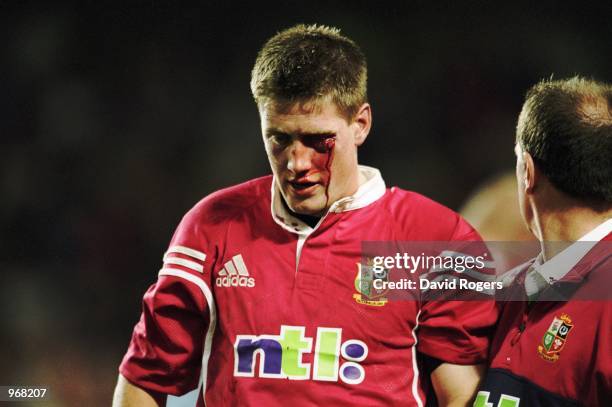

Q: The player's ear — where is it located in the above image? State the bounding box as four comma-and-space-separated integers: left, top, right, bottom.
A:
352, 103, 371, 146
523, 151, 537, 193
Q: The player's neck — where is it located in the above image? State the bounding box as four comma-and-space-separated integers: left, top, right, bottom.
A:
538, 207, 612, 260
282, 198, 320, 228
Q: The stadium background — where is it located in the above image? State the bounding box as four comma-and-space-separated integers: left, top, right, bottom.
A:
1, 1, 610, 405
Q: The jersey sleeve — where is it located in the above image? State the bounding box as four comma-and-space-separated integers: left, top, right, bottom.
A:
119, 203, 217, 396
416, 220, 500, 365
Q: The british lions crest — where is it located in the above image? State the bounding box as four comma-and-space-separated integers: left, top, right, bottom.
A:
537, 313, 573, 362
353, 261, 388, 307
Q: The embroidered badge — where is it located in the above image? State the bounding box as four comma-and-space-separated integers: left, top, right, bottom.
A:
537, 313, 573, 362
353, 261, 388, 307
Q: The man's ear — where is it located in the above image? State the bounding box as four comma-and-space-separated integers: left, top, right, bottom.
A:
352, 103, 372, 146
523, 151, 537, 193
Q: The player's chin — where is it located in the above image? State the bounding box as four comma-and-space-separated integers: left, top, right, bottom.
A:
286, 194, 326, 217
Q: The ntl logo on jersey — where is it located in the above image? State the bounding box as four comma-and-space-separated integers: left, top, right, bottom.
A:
234, 326, 368, 384
216, 254, 255, 288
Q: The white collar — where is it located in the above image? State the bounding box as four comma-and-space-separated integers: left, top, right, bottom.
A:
270, 165, 386, 235
525, 218, 612, 295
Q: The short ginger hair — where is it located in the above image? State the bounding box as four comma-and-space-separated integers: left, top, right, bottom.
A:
250, 24, 368, 120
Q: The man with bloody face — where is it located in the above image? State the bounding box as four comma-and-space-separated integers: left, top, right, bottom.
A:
114, 25, 498, 406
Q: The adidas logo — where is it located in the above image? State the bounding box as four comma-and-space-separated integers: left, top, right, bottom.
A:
216, 254, 255, 288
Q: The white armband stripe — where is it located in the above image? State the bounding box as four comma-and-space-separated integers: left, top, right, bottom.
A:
163, 256, 204, 273
166, 245, 207, 261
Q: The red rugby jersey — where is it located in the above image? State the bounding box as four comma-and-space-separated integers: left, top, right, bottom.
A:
120, 166, 498, 406
476, 226, 612, 407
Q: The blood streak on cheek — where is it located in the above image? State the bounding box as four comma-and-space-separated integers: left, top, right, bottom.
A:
323, 138, 335, 209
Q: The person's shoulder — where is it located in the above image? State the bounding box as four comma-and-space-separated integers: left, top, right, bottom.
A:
382, 187, 475, 239
168, 176, 272, 250
184, 175, 272, 224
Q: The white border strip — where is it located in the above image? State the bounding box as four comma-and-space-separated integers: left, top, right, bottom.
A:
410, 310, 424, 407
166, 245, 207, 261
158, 268, 217, 407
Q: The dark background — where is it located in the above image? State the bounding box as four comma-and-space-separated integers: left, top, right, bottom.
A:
1, 1, 610, 405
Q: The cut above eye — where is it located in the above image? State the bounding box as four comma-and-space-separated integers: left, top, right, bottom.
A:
303, 136, 336, 153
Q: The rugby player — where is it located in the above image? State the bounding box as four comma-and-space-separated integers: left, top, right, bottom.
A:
113, 24, 498, 406
475, 77, 612, 407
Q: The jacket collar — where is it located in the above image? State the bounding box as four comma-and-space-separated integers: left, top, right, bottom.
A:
525, 218, 612, 294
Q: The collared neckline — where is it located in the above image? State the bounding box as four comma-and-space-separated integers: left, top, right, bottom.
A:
270, 165, 386, 235
525, 218, 612, 295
